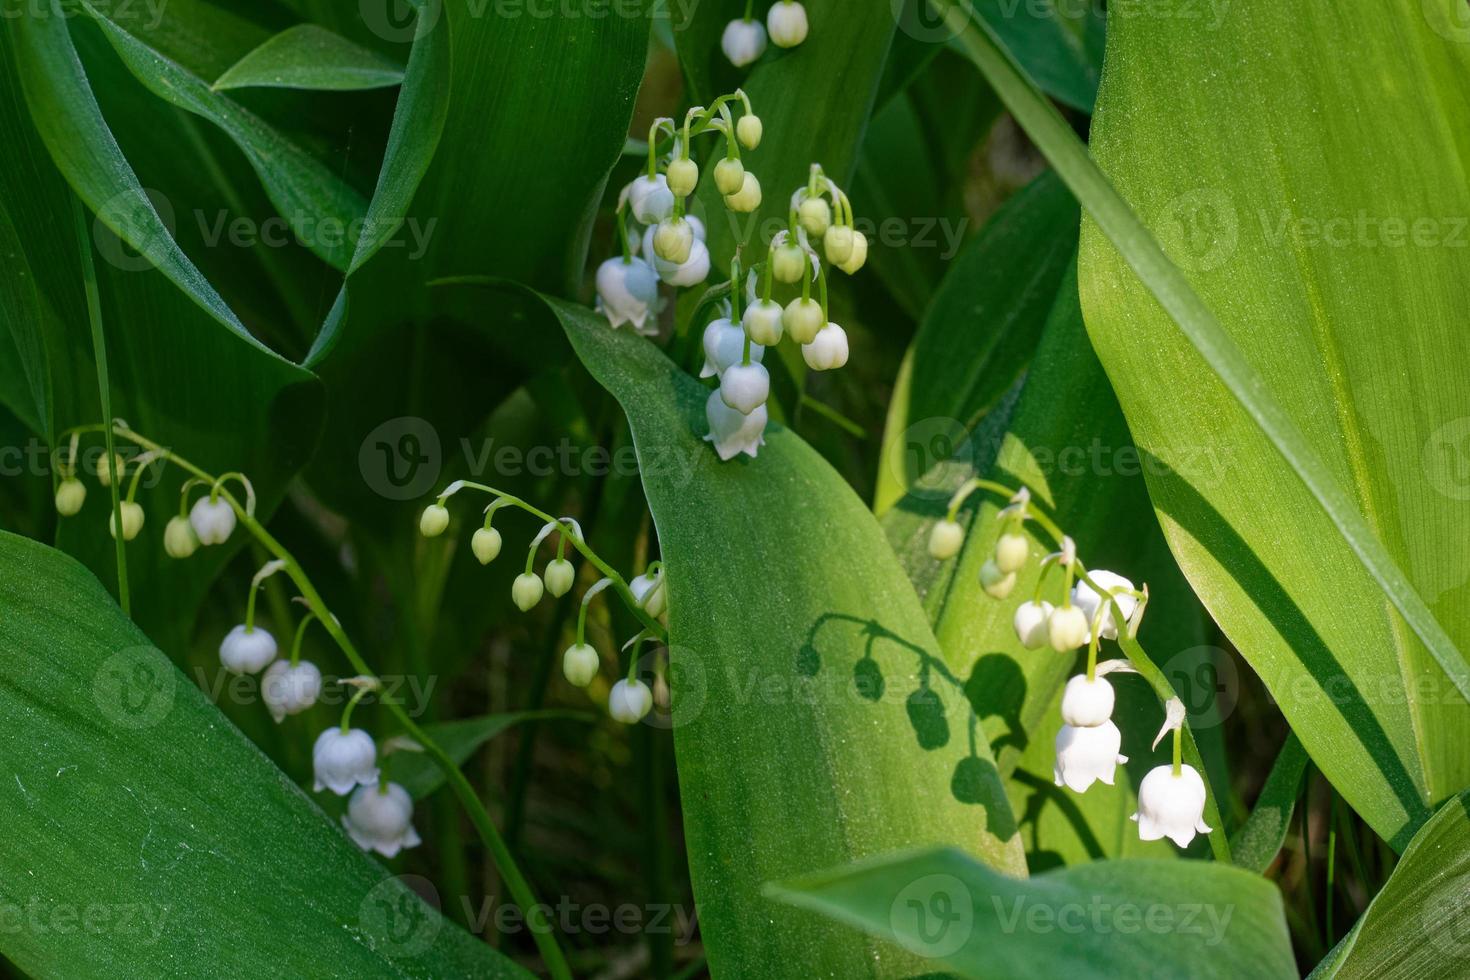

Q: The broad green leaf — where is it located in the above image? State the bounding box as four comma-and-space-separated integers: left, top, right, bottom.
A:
875, 170, 1077, 513
390, 711, 590, 800
770, 846, 1296, 978
0, 531, 529, 978
1230, 732, 1308, 874
1310, 791, 1470, 979
971, 0, 1103, 112
552, 296, 1026, 977
1074, 1, 1470, 847
82, 3, 369, 271
214, 24, 405, 92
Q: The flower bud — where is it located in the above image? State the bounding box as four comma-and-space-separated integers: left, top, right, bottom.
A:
742, 298, 784, 346
609, 678, 654, 723
472, 527, 502, 565
667, 157, 699, 197
219, 624, 278, 675
543, 557, 576, 597
720, 361, 770, 415
96, 452, 124, 488
512, 572, 545, 612
979, 559, 1016, 599
164, 515, 200, 559
713, 157, 746, 196
563, 643, 600, 687
994, 532, 1028, 573
343, 782, 421, 858
1012, 600, 1053, 650
189, 496, 236, 545
767, 0, 809, 48
772, 243, 808, 283
724, 172, 762, 212
737, 114, 763, 149
419, 503, 449, 537
721, 17, 767, 67
1133, 764, 1212, 847
54, 478, 86, 516
798, 197, 832, 236
645, 226, 711, 287
782, 297, 824, 344
630, 568, 668, 618
701, 317, 764, 379
313, 727, 379, 795
628, 173, 675, 224
1048, 604, 1090, 651
109, 501, 145, 541
837, 230, 868, 274
824, 225, 855, 264
801, 322, 849, 371
262, 659, 323, 723
654, 217, 694, 264
1060, 674, 1115, 728
927, 519, 964, 560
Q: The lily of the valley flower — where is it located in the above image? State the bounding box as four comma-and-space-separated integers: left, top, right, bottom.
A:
837, 230, 869, 274
1134, 764, 1212, 847
720, 361, 770, 415
927, 519, 964, 560
724, 172, 763, 213
994, 531, 1028, 573
1053, 720, 1127, 792
666, 157, 699, 198
627, 174, 675, 224
1060, 674, 1115, 728
1073, 569, 1138, 640
721, 17, 767, 66
109, 501, 145, 541
714, 157, 746, 195
801, 322, 849, 371
824, 225, 855, 265
1012, 600, 1053, 649
782, 297, 824, 344
653, 217, 695, 264
798, 196, 832, 237
767, 0, 808, 47
629, 567, 668, 618
343, 782, 422, 858
262, 659, 323, 723
609, 678, 654, 723
742, 298, 784, 345
190, 495, 236, 545
512, 572, 545, 612
313, 727, 380, 795
772, 242, 807, 283
1047, 604, 1090, 651
644, 225, 711, 286
596, 256, 661, 335
219, 624, 278, 675
163, 515, 200, 559
737, 113, 762, 149
543, 557, 576, 597
704, 390, 768, 460
701, 317, 765, 378
54, 478, 86, 516
472, 526, 503, 564
563, 643, 600, 687
979, 559, 1016, 600
418, 502, 449, 537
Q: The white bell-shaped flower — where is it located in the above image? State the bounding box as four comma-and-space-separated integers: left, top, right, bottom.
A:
645, 227, 710, 286
767, 0, 809, 47
1072, 569, 1138, 641
313, 727, 380, 795
596, 257, 661, 336
629, 567, 668, 618
544, 557, 576, 597
163, 515, 200, 559
609, 678, 654, 723
1133, 764, 1212, 847
220, 624, 278, 675
190, 496, 236, 545
927, 519, 964, 560
55, 478, 86, 516
627, 174, 674, 224
343, 782, 422, 858
1053, 720, 1127, 792
701, 317, 765, 378
512, 572, 544, 612
802, 322, 849, 371
261, 659, 323, 723
563, 643, 600, 687
721, 17, 767, 66
720, 361, 770, 415
742, 298, 783, 346
1060, 674, 1115, 727
1012, 600, 1054, 650
704, 389, 768, 460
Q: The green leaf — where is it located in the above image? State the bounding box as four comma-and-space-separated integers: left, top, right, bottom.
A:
971, 0, 1104, 112
1230, 732, 1308, 874
932, 0, 1470, 848
214, 24, 405, 92
769, 846, 1296, 978
551, 296, 1026, 977
1310, 791, 1470, 979
1070, 2, 1470, 847
390, 711, 590, 800
0, 531, 530, 978
81, 2, 369, 272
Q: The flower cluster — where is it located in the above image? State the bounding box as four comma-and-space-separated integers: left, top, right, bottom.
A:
721, 0, 809, 67
929, 480, 1213, 848
702, 163, 866, 460
421, 481, 670, 725
596, 91, 765, 333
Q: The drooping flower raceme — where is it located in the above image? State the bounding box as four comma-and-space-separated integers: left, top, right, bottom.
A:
343, 782, 422, 858
721, 17, 767, 66
313, 727, 380, 795
596, 256, 661, 336
1134, 764, 1212, 847
262, 659, 323, 723
1053, 720, 1127, 792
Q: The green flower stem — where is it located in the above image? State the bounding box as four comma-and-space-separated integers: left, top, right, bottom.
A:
339, 683, 373, 733
1172, 725, 1183, 777
743, 0, 754, 18
617, 207, 632, 264
88, 426, 575, 980
578, 577, 615, 646
816, 258, 830, 321
290, 613, 317, 668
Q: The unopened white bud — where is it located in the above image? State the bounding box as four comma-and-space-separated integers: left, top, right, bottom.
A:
1072, 570, 1139, 641
721, 17, 767, 67
798, 197, 832, 236
219, 624, 277, 675
419, 503, 449, 537
713, 157, 746, 196
742, 299, 784, 346
720, 361, 770, 415
55, 478, 86, 516
737, 114, 762, 149
1060, 674, 1115, 727
1048, 604, 1090, 651
802, 323, 849, 371
190, 496, 237, 545
994, 531, 1028, 573
164, 515, 199, 559
609, 678, 654, 723
782, 297, 824, 344
628, 173, 675, 224
837, 230, 868, 274
667, 157, 699, 197
824, 225, 854, 264
979, 559, 1016, 599
96, 452, 124, 488
563, 643, 600, 687
109, 501, 144, 541
1012, 600, 1054, 649
724, 172, 762, 212
512, 572, 544, 612
472, 527, 502, 565
772, 243, 807, 283
927, 519, 964, 560
543, 557, 576, 597
766, 0, 809, 47
654, 217, 694, 264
